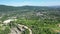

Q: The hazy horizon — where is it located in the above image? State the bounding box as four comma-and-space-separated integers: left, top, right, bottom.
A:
0, 0, 60, 6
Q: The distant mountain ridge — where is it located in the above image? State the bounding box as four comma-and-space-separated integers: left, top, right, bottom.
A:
0, 5, 60, 12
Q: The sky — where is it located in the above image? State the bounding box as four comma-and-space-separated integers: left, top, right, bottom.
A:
0, 0, 60, 6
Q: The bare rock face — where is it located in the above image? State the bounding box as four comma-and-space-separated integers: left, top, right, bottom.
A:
17, 24, 32, 34
3, 19, 32, 34
9, 27, 22, 34
3, 19, 14, 25
3, 19, 17, 25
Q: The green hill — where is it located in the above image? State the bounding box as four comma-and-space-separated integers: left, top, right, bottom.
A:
0, 5, 60, 34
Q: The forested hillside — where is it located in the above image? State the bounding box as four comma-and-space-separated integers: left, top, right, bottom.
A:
0, 5, 60, 34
